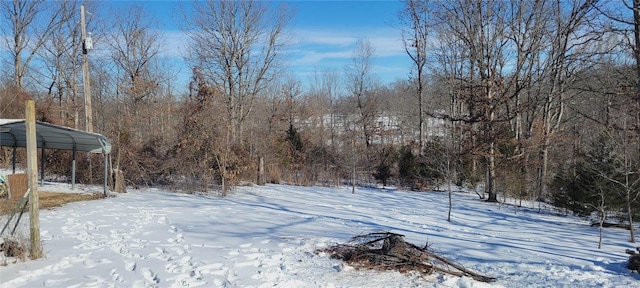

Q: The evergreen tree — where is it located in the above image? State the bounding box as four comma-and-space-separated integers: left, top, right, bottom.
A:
398, 146, 417, 189
373, 146, 397, 188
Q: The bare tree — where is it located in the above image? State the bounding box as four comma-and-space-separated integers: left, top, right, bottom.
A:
0, 0, 68, 90
105, 4, 163, 186
594, 0, 640, 102
599, 117, 640, 243
172, 68, 222, 193
107, 5, 161, 109
183, 0, 292, 194
184, 0, 292, 142
399, 0, 429, 152
309, 69, 341, 153
299, 69, 344, 185
38, 1, 97, 128
535, 0, 598, 202
345, 38, 379, 150
427, 0, 515, 202
281, 76, 306, 184
414, 0, 599, 204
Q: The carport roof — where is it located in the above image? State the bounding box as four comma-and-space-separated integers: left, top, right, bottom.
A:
0, 119, 111, 154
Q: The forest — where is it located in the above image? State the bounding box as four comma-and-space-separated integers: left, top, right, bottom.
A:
0, 0, 639, 242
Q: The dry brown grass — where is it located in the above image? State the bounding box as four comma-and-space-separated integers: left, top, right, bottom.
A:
0, 191, 104, 215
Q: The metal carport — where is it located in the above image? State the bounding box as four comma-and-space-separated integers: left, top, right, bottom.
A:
0, 119, 112, 195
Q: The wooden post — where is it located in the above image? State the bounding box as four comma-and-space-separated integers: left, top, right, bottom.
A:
26, 100, 42, 259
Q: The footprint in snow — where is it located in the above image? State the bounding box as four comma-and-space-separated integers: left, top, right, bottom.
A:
199, 262, 225, 274
83, 258, 112, 268
83, 274, 107, 285
157, 216, 168, 224
178, 256, 193, 265
168, 233, 184, 244
125, 261, 137, 271
173, 247, 187, 256
142, 268, 160, 284
43, 276, 72, 286
110, 269, 124, 283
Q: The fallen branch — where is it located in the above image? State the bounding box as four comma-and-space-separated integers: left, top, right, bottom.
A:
317, 232, 496, 283
425, 249, 496, 282
591, 222, 632, 230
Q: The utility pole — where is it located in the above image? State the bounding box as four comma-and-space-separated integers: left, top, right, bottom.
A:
81, 5, 93, 133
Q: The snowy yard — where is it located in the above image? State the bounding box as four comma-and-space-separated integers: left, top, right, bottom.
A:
0, 183, 639, 287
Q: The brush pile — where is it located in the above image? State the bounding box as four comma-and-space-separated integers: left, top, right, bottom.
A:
626, 248, 640, 273
0, 237, 24, 258
318, 232, 495, 283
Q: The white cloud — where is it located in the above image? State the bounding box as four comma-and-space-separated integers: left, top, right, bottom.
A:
291, 27, 405, 64
300, 34, 356, 46
151, 26, 408, 74
289, 50, 353, 65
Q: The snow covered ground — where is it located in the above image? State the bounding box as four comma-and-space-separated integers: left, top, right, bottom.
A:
0, 182, 639, 287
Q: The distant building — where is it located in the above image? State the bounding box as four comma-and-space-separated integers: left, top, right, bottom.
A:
296, 111, 447, 147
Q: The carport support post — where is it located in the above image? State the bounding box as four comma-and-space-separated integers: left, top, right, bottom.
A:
40, 145, 45, 185
26, 100, 43, 259
12, 144, 16, 174
72, 147, 76, 189
103, 152, 108, 196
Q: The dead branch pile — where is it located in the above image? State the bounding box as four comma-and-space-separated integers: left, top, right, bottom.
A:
0, 238, 24, 258
317, 232, 495, 283
626, 248, 640, 273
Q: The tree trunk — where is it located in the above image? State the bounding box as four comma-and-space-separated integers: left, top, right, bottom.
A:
114, 169, 126, 193
257, 156, 265, 186
598, 208, 605, 249
352, 137, 356, 194
538, 141, 549, 202
628, 190, 636, 243
634, 0, 640, 245
487, 141, 498, 202
634, 0, 640, 105
221, 176, 227, 197
14, 51, 23, 89
447, 160, 452, 222
419, 85, 424, 153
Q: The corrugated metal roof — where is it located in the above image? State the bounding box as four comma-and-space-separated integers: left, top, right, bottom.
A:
0, 119, 111, 154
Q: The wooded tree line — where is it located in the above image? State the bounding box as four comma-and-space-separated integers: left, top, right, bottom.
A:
0, 0, 639, 235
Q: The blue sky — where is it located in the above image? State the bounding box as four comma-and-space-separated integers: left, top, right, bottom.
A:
100, 1, 411, 89
287, 1, 410, 84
